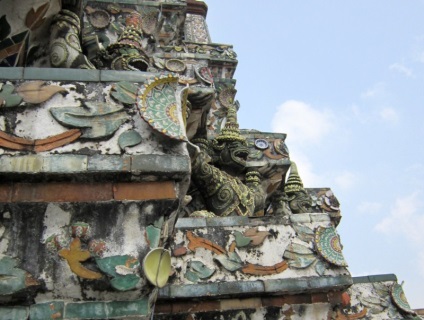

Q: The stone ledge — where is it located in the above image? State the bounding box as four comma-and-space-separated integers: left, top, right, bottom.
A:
352, 273, 397, 284
0, 298, 149, 320
0, 181, 176, 203
187, 0, 208, 17
0, 67, 158, 82
0, 154, 190, 178
156, 291, 344, 315
158, 275, 352, 299
175, 216, 285, 228
175, 214, 341, 229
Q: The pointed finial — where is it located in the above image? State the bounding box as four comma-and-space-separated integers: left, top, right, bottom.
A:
215, 104, 246, 143
284, 161, 304, 194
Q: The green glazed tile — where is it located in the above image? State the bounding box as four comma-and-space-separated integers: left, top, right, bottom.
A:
168, 283, 221, 298
24, 68, 100, 82
106, 299, 149, 318
30, 301, 64, 320
43, 155, 87, 173
218, 281, 264, 295
87, 155, 130, 172
100, 70, 153, 83
289, 214, 311, 224
0, 67, 24, 80
131, 155, 190, 175
367, 274, 397, 283
65, 302, 106, 319
263, 275, 352, 294
0, 306, 28, 319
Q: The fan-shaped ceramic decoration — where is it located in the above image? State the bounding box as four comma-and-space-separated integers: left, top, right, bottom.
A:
391, 283, 415, 314
137, 75, 187, 141
314, 226, 348, 267
218, 86, 237, 108
195, 66, 214, 85
142, 11, 158, 35
143, 248, 171, 288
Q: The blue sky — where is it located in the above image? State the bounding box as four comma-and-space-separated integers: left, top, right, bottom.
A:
206, 0, 424, 308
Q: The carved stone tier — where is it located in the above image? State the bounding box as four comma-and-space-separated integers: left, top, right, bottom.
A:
154, 274, 418, 319
161, 214, 351, 297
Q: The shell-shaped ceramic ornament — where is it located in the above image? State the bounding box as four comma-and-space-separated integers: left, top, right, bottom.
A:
88, 9, 110, 29
195, 66, 214, 85
314, 226, 348, 267
143, 248, 171, 288
137, 75, 187, 141
391, 283, 415, 314
165, 59, 186, 73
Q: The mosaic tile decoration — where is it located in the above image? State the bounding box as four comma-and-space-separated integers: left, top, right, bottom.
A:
314, 226, 348, 267
137, 75, 187, 141
165, 59, 186, 73
195, 66, 214, 84
391, 283, 415, 314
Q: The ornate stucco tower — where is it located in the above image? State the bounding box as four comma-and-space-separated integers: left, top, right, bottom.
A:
0, 0, 418, 319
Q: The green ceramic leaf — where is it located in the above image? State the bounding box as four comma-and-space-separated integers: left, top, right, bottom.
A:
118, 130, 142, 150
0, 84, 23, 107
373, 282, 390, 297
96, 255, 139, 278
111, 81, 139, 105
283, 251, 316, 269
283, 242, 317, 269
285, 242, 314, 255
96, 255, 140, 291
50, 102, 129, 138
0, 256, 27, 295
292, 224, 315, 243
360, 296, 385, 307
314, 259, 328, 276
234, 231, 252, 247
146, 225, 161, 249
189, 260, 215, 279
214, 252, 243, 272
184, 270, 199, 283
110, 274, 140, 291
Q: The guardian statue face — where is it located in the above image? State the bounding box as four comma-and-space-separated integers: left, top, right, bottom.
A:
214, 140, 249, 175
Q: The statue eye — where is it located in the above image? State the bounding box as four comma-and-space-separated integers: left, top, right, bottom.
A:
254, 139, 269, 150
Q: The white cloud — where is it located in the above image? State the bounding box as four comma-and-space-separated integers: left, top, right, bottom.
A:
419, 52, 424, 63
287, 149, 323, 188
360, 82, 386, 99
389, 63, 414, 77
334, 171, 356, 190
419, 252, 424, 279
357, 201, 383, 214
379, 107, 399, 124
271, 100, 335, 145
350, 104, 371, 124
351, 104, 399, 125
271, 100, 337, 188
375, 192, 424, 243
